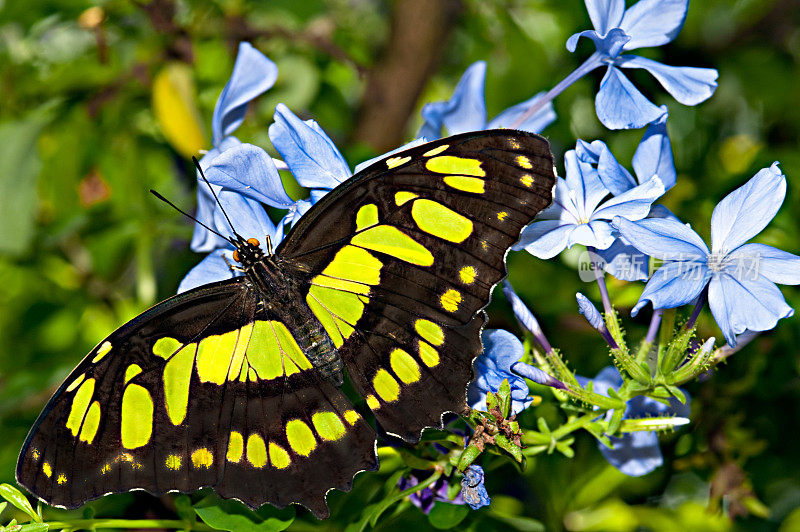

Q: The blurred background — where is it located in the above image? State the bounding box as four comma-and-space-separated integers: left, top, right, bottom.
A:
1, 0, 799, 530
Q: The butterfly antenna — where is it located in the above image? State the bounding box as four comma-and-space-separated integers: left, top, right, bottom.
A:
149, 189, 236, 246
192, 157, 241, 240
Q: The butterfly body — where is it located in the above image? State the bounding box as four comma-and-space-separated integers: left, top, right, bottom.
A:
17, 130, 556, 518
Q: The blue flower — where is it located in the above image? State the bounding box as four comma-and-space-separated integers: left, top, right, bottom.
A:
568, 0, 718, 129
191, 42, 280, 253
460, 465, 490, 510
418, 61, 556, 139
467, 330, 534, 415
581, 366, 690, 476
398, 471, 464, 514
514, 148, 665, 259
576, 114, 679, 280
613, 163, 800, 345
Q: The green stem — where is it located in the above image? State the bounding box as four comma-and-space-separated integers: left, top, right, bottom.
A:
44, 519, 214, 531
551, 413, 598, 440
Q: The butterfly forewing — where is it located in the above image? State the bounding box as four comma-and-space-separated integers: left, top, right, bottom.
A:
278, 130, 555, 439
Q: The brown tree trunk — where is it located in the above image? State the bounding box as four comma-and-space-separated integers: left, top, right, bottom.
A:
352, 0, 463, 152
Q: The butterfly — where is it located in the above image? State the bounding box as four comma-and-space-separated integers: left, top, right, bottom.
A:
16, 130, 555, 518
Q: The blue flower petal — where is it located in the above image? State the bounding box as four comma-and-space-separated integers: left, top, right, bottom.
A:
418, 61, 487, 139
576, 292, 606, 331
269, 103, 352, 189
575, 139, 605, 164
486, 91, 556, 133
632, 260, 710, 316
708, 272, 794, 346
596, 66, 667, 129
591, 176, 664, 221
619, 0, 689, 50
710, 163, 785, 254
728, 244, 800, 285
461, 465, 490, 510
599, 432, 664, 476
618, 55, 718, 106
215, 189, 280, 246
212, 43, 278, 145
567, 28, 630, 57
586, 0, 626, 34
565, 150, 609, 218
515, 220, 574, 258
203, 143, 294, 208
468, 329, 533, 415
567, 219, 615, 249
612, 216, 709, 261
178, 248, 237, 293
503, 281, 546, 338
593, 365, 624, 394
597, 142, 637, 194
632, 112, 676, 189
595, 239, 650, 281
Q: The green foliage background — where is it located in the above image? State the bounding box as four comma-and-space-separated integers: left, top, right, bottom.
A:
0, 0, 798, 530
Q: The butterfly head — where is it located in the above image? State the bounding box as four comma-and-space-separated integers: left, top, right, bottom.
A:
232, 236, 272, 266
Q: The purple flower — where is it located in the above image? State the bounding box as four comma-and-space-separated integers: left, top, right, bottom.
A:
613, 163, 800, 345
568, 0, 718, 129
418, 61, 556, 139
514, 148, 664, 259
581, 366, 690, 476
460, 465, 490, 510
398, 471, 463, 514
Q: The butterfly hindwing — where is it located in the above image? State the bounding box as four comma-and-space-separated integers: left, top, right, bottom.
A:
17, 278, 376, 518
278, 130, 556, 439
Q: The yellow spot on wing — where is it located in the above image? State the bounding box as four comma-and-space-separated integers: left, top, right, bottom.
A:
418, 340, 440, 367
79, 401, 101, 444
92, 341, 112, 363
344, 410, 360, 425
247, 434, 267, 468
440, 289, 462, 312
191, 448, 213, 469
57, 473, 67, 485
520, 174, 534, 187
411, 199, 473, 243
42, 462, 52, 477
516, 155, 533, 169
395, 191, 418, 206
124, 364, 141, 384
386, 155, 411, 168
390, 349, 421, 384
196, 330, 238, 384
165, 454, 182, 470
443, 175, 485, 193
121, 384, 153, 449
66, 373, 85, 393
306, 293, 346, 348
66, 378, 95, 437
373, 369, 400, 402
153, 336, 182, 359
163, 343, 196, 425
459, 266, 477, 284
227, 431, 243, 463
509, 139, 520, 149
415, 319, 444, 346
356, 204, 379, 231
352, 225, 434, 266
228, 322, 253, 381
269, 443, 291, 469
312, 411, 346, 441
423, 144, 449, 157
31, 449, 40, 461
312, 274, 371, 295
101, 463, 111, 474
321, 245, 382, 287
366, 395, 381, 410
286, 420, 317, 456
426, 156, 485, 177
497, 211, 508, 221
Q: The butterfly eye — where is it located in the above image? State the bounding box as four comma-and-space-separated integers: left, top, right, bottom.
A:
247, 238, 260, 247
232, 250, 241, 262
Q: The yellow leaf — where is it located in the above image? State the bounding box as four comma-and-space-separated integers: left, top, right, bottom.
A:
152, 62, 207, 157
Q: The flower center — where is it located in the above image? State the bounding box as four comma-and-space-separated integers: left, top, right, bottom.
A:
706, 252, 726, 272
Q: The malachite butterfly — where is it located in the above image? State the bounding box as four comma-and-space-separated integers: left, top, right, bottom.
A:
17, 130, 555, 518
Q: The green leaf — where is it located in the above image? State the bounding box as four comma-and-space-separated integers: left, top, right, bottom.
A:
366, 472, 441, 528
18, 524, 48, 532
193, 497, 294, 532
427, 502, 469, 529
0, 484, 41, 523
0, 103, 56, 256
457, 444, 482, 471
